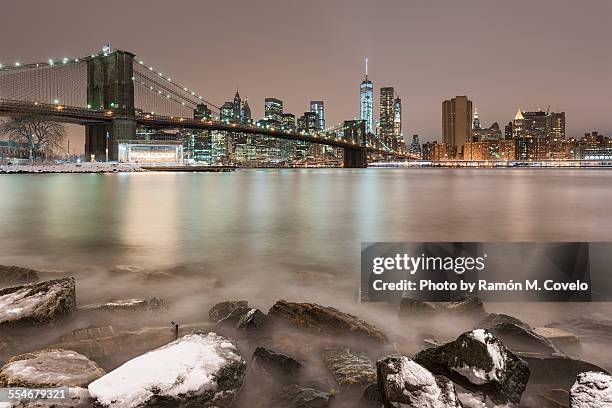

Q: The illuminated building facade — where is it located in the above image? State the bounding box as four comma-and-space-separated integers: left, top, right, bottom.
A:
360, 59, 374, 134
265, 98, 283, 124
379, 87, 395, 147
310, 101, 325, 131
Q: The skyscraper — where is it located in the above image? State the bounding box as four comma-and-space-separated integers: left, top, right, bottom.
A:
264, 98, 283, 123
546, 112, 566, 139
472, 108, 481, 130
241, 99, 252, 124
442, 96, 473, 152
232, 91, 242, 123
309, 101, 325, 131
379, 87, 394, 145
360, 58, 374, 135
393, 96, 402, 139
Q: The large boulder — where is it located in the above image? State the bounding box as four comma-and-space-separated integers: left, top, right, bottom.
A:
269, 300, 386, 343
0, 349, 105, 388
323, 348, 376, 388
377, 355, 462, 407
209, 300, 249, 323
517, 354, 607, 389
0, 277, 76, 328
570, 371, 612, 408
236, 308, 268, 331
487, 323, 560, 356
475, 313, 532, 330
48, 322, 215, 369
88, 333, 246, 408
0, 265, 39, 287
399, 295, 485, 318
534, 327, 581, 355
270, 384, 333, 408
252, 347, 303, 379
415, 329, 530, 406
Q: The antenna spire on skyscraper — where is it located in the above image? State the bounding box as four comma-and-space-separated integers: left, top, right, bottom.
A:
365, 58, 368, 79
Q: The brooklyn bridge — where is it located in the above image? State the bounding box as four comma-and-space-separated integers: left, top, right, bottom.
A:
0, 49, 415, 167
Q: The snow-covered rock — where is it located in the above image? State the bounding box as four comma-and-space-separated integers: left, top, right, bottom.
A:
79, 298, 148, 313
0, 349, 105, 387
376, 355, 462, 407
0, 278, 76, 328
570, 371, 612, 408
235, 308, 268, 330
209, 300, 249, 323
88, 333, 245, 408
415, 329, 530, 406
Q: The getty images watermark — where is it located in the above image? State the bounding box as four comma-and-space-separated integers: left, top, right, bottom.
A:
361, 242, 609, 302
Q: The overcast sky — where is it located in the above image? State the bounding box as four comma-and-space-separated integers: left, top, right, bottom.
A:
1, 0, 610, 149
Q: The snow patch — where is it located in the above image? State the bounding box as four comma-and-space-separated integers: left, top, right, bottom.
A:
386, 356, 460, 408
571, 371, 612, 408
452, 330, 507, 385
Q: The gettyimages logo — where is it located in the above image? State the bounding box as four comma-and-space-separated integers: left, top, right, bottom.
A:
371, 253, 487, 275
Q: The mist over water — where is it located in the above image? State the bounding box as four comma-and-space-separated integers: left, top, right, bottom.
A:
1, 168, 612, 405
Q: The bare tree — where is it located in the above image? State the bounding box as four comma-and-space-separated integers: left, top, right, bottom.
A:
0, 114, 66, 160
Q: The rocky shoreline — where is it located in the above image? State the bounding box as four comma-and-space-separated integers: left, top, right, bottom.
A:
0, 266, 611, 407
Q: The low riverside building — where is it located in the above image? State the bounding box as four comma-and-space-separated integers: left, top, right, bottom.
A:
117, 140, 184, 164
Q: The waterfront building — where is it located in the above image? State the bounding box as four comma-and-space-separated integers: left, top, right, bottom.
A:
393, 96, 403, 151
409, 135, 421, 157
497, 139, 516, 160
310, 101, 325, 130
360, 59, 374, 134
241, 99, 252, 125
379, 87, 395, 147
442, 95, 473, 156
473, 122, 503, 142
472, 108, 481, 130
513, 109, 564, 140
194, 103, 212, 121
265, 98, 283, 124
220, 102, 234, 123
297, 112, 319, 134
232, 91, 242, 123
422, 141, 453, 161
547, 112, 566, 139
504, 122, 513, 140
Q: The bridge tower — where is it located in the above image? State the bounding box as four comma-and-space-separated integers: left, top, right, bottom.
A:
85, 51, 136, 161
343, 147, 367, 168
342, 119, 368, 168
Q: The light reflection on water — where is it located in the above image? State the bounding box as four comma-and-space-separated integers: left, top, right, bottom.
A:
1, 168, 612, 277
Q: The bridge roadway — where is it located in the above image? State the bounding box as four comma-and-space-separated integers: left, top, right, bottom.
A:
0, 99, 408, 158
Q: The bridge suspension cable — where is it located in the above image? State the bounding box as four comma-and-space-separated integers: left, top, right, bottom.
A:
132, 58, 220, 119
0, 56, 87, 108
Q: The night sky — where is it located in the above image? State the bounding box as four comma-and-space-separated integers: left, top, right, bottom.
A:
1, 0, 610, 150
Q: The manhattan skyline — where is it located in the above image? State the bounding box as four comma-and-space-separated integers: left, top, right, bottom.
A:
1, 0, 610, 151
